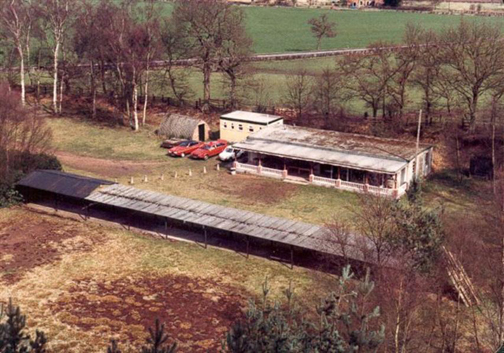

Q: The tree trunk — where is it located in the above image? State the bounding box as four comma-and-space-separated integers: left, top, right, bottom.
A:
58, 71, 64, 114
202, 63, 211, 113
100, 59, 107, 96
52, 41, 60, 114
142, 69, 149, 126
229, 73, 237, 109
469, 91, 479, 131
132, 82, 139, 131
90, 61, 96, 120
17, 45, 25, 106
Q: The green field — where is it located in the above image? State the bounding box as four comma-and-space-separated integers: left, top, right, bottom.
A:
155, 3, 501, 53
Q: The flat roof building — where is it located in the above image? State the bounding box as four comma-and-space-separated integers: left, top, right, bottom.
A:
220, 111, 283, 142
233, 125, 434, 198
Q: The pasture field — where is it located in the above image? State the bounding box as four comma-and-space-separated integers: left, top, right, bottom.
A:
153, 3, 501, 53
0, 206, 335, 352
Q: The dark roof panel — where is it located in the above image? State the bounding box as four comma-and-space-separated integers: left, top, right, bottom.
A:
17, 170, 114, 199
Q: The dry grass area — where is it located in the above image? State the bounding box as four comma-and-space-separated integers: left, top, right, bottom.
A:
0, 207, 336, 353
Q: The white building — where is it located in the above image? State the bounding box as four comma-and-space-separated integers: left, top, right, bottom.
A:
220, 111, 283, 143
233, 125, 434, 198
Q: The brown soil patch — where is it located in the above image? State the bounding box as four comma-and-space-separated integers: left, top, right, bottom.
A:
0, 216, 102, 284
51, 275, 245, 352
55, 151, 166, 178
215, 175, 298, 205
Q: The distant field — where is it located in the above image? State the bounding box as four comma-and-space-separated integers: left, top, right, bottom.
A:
154, 3, 501, 53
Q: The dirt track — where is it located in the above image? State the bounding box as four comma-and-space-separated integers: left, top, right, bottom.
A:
55, 151, 166, 178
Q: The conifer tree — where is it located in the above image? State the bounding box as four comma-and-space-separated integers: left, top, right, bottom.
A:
223, 266, 384, 353
0, 299, 48, 353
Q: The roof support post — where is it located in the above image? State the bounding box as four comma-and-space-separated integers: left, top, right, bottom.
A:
290, 246, 294, 269
246, 236, 250, 259
282, 159, 288, 179
203, 226, 207, 249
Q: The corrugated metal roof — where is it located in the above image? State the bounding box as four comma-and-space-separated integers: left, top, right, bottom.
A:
234, 125, 433, 174
158, 113, 206, 139
85, 184, 377, 264
221, 111, 283, 124
17, 170, 114, 199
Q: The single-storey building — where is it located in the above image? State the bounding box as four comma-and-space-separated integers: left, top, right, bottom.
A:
158, 113, 209, 141
233, 125, 434, 198
220, 111, 283, 142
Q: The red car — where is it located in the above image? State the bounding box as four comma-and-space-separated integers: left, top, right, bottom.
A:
190, 140, 228, 160
168, 140, 204, 157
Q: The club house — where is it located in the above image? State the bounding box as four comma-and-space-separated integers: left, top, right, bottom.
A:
233, 124, 433, 198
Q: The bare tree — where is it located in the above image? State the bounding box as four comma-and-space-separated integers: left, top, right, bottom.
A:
97, 0, 155, 131
388, 24, 422, 122
0, 83, 52, 178
349, 194, 397, 267
282, 68, 314, 122
410, 27, 442, 125
0, 0, 34, 106
37, 0, 78, 114
218, 6, 252, 109
140, 0, 161, 126
74, 1, 103, 119
312, 67, 344, 127
337, 44, 397, 119
307, 14, 336, 51
173, 0, 250, 113
160, 19, 194, 105
438, 20, 504, 130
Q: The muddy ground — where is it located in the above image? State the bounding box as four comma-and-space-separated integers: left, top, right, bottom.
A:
1, 208, 325, 353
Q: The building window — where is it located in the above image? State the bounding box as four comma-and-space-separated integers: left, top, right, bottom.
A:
401, 168, 406, 184
223, 121, 227, 129
249, 125, 254, 132
238, 124, 243, 131
231, 123, 235, 130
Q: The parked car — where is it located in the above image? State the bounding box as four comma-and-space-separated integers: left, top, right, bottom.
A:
190, 140, 228, 160
218, 146, 244, 162
160, 138, 184, 149
168, 140, 204, 157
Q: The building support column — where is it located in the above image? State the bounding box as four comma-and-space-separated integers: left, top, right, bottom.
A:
290, 246, 294, 269
203, 226, 208, 249
257, 155, 262, 174
246, 236, 250, 259
364, 172, 369, 192
309, 164, 314, 183
392, 174, 399, 199
282, 159, 288, 179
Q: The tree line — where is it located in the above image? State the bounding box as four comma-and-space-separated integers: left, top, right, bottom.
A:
284, 20, 504, 132
0, 0, 253, 131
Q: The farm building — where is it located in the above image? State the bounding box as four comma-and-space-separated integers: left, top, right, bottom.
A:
158, 114, 209, 141
16, 170, 381, 270
220, 111, 283, 142
233, 125, 434, 198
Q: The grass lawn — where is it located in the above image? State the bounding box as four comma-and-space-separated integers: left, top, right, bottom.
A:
47, 116, 485, 226
154, 3, 501, 53
0, 207, 335, 352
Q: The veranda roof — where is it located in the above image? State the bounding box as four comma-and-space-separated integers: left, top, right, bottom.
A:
234, 125, 433, 174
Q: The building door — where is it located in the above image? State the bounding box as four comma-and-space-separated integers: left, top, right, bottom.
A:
198, 124, 205, 141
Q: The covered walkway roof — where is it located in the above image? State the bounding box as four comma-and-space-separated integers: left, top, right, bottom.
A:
234, 125, 433, 174
85, 184, 372, 263
17, 170, 114, 199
